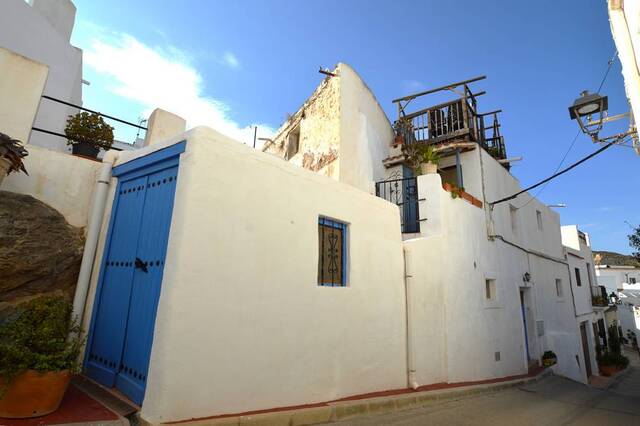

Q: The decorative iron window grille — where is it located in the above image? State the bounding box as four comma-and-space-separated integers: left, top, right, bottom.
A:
318, 217, 347, 287
375, 177, 421, 233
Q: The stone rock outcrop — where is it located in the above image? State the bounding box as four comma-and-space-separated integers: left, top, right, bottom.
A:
0, 190, 84, 318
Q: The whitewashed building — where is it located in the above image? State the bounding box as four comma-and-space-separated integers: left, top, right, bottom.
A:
596, 258, 640, 349
0, 0, 84, 152
561, 226, 614, 381
2, 54, 608, 423
267, 70, 592, 387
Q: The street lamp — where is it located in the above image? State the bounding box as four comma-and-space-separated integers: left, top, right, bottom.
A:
568, 91, 609, 141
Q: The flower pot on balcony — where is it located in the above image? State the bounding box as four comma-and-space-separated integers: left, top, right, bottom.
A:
0, 370, 72, 418
420, 162, 438, 175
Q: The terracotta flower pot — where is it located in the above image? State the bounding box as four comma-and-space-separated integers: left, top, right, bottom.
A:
599, 364, 618, 377
0, 370, 71, 418
420, 162, 438, 175
71, 141, 100, 159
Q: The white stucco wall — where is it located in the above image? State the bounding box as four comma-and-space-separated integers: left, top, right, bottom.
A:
90, 127, 407, 423
596, 266, 640, 292
405, 148, 584, 385
0, 0, 82, 152
1, 144, 100, 227
562, 226, 598, 317
0, 47, 49, 143
618, 300, 640, 347
609, 0, 640, 132
338, 64, 393, 193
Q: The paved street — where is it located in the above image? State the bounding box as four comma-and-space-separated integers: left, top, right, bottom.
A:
330, 352, 640, 426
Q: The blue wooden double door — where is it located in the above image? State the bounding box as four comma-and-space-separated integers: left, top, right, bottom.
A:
85, 144, 183, 405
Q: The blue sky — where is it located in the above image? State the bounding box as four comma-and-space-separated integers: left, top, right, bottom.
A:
70, 0, 638, 254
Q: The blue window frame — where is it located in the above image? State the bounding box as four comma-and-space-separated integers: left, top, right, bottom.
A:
318, 217, 347, 287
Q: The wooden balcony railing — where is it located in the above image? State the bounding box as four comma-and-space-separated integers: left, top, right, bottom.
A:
392, 76, 508, 164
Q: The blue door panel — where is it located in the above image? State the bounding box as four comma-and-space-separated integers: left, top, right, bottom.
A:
86, 149, 182, 406
86, 176, 147, 387
116, 166, 179, 404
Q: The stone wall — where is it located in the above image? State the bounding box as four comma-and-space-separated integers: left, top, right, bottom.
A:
263, 70, 341, 179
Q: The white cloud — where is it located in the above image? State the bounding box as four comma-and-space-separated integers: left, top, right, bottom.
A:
222, 52, 240, 69
83, 33, 272, 146
400, 80, 426, 95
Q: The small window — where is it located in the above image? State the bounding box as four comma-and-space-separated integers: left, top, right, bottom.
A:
556, 279, 563, 298
575, 268, 582, 287
318, 217, 347, 287
485, 279, 496, 300
536, 210, 543, 231
630, 277, 637, 284
509, 205, 518, 236
285, 125, 300, 160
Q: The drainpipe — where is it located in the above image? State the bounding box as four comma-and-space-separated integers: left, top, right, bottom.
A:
71, 150, 119, 324
403, 246, 419, 390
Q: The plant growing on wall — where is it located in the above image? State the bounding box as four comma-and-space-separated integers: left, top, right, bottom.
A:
448, 183, 465, 199
0, 132, 28, 176
64, 112, 114, 151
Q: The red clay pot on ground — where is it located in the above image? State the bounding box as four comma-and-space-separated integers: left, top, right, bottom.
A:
599, 364, 618, 377
0, 370, 72, 418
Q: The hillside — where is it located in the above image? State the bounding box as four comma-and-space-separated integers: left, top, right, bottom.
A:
593, 250, 640, 267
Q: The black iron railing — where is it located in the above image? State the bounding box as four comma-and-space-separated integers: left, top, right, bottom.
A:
591, 285, 609, 307
375, 177, 420, 233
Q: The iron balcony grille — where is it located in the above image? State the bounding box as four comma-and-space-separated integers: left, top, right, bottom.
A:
375, 177, 421, 233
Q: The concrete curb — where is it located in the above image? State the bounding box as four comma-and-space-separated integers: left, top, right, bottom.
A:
142, 371, 552, 426
63, 419, 130, 426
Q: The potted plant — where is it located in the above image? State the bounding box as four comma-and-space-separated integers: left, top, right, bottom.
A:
403, 143, 440, 175
597, 324, 629, 376
0, 296, 83, 418
64, 111, 114, 159
542, 350, 557, 367
0, 132, 28, 185
597, 352, 629, 376
393, 119, 414, 147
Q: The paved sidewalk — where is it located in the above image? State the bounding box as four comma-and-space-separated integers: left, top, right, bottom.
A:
328, 352, 640, 426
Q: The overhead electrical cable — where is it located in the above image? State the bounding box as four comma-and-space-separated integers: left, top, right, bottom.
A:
509, 49, 618, 209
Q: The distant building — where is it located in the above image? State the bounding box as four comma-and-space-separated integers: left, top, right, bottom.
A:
561, 226, 616, 381
595, 253, 640, 350
595, 257, 640, 292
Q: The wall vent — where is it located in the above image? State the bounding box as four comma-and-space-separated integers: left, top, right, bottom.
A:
536, 320, 545, 337
494, 351, 501, 362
